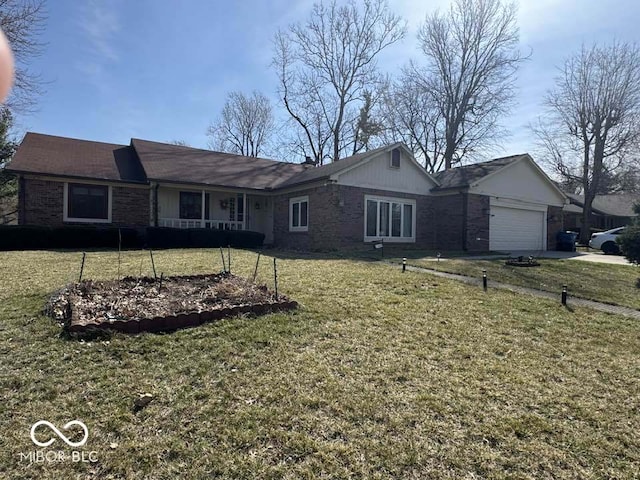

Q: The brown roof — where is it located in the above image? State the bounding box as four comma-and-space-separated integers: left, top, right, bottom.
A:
566, 193, 640, 217
434, 154, 527, 190
131, 139, 307, 190
8, 133, 424, 191
7, 132, 147, 183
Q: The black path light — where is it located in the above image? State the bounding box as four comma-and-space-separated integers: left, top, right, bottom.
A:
482, 270, 488, 291
562, 285, 568, 305
273, 257, 278, 301
402, 257, 407, 273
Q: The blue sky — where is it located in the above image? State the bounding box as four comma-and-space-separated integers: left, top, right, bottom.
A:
14, 0, 640, 161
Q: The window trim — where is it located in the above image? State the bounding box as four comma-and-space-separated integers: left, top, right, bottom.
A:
63, 182, 112, 223
364, 194, 416, 243
289, 195, 309, 232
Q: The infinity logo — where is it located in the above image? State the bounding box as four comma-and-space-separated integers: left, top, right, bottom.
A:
30, 420, 89, 448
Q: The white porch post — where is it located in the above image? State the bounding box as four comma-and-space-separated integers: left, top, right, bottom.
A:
201, 189, 206, 228
242, 193, 247, 230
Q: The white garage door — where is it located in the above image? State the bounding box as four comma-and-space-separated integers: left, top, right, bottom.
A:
490, 206, 545, 251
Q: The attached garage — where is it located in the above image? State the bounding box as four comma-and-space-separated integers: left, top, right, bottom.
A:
489, 204, 545, 251
434, 153, 568, 252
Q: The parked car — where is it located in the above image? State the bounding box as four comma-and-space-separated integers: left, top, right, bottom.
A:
589, 227, 626, 254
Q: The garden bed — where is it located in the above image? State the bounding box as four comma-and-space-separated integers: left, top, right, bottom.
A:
47, 273, 297, 334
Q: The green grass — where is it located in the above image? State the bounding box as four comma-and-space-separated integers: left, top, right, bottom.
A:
397, 256, 640, 310
1, 248, 639, 479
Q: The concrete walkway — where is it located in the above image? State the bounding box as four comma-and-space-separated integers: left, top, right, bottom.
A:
391, 262, 640, 320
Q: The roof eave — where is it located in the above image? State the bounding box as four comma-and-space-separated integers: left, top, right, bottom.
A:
6, 169, 149, 185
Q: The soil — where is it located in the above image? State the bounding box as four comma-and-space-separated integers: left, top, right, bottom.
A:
47, 273, 286, 326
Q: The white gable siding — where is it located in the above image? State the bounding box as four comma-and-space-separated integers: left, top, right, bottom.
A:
469, 159, 565, 207
336, 149, 435, 195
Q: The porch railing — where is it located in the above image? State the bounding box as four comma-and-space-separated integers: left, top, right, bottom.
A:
159, 218, 244, 230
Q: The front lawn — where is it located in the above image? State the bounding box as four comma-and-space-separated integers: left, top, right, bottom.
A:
401, 257, 640, 310
1, 249, 639, 478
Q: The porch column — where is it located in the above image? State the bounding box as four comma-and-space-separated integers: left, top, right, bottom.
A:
242, 193, 247, 230
201, 189, 206, 228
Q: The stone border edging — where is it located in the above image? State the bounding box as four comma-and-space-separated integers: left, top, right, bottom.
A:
68, 300, 298, 334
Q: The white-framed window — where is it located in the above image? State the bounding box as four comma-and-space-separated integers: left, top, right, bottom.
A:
364, 195, 415, 242
389, 147, 401, 168
289, 196, 309, 232
63, 182, 112, 223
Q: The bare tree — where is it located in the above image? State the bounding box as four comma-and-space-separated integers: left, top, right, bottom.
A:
167, 139, 190, 147
381, 66, 446, 172
207, 91, 274, 157
387, 0, 525, 171
0, 0, 46, 114
273, 0, 405, 165
534, 41, 640, 243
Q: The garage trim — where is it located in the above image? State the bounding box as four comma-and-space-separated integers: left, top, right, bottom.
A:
490, 198, 547, 251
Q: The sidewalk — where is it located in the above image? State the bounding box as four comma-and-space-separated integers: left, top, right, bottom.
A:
391, 262, 640, 320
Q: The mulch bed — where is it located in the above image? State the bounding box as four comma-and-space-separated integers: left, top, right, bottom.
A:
505, 256, 541, 267
47, 273, 297, 334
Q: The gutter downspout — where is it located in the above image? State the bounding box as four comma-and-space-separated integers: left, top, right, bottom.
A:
18, 175, 25, 225
462, 192, 468, 251
151, 182, 159, 227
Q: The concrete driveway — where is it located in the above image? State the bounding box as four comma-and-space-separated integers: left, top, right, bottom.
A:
505, 250, 633, 265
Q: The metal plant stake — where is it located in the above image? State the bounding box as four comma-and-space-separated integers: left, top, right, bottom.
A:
149, 249, 157, 280
78, 252, 86, 283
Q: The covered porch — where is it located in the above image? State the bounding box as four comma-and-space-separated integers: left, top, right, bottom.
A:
154, 184, 274, 243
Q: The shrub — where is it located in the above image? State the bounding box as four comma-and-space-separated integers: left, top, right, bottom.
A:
618, 223, 640, 265
145, 227, 191, 249
146, 227, 264, 249
0, 225, 144, 250
228, 230, 265, 248
0, 225, 264, 251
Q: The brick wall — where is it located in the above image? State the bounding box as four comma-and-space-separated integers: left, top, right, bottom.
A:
20, 178, 64, 225
273, 184, 437, 250
112, 186, 149, 227
433, 193, 491, 252
546, 205, 564, 250
19, 177, 150, 227
466, 194, 490, 252
433, 194, 464, 251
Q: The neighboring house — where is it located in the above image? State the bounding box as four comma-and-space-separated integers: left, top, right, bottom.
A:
7, 132, 567, 252
563, 193, 640, 233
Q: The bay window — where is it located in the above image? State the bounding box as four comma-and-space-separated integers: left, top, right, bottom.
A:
364, 195, 415, 242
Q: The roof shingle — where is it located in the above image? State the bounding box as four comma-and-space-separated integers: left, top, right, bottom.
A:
131, 139, 306, 190
433, 154, 526, 190
7, 132, 146, 183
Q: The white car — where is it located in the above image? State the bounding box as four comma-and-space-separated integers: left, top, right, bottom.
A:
589, 227, 626, 254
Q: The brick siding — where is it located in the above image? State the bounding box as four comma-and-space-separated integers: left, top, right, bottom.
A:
466, 194, 490, 252
111, 186, 150, 227
20, 178, 64, 225
19, 177, 150, 227
273, 184, 438, 250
